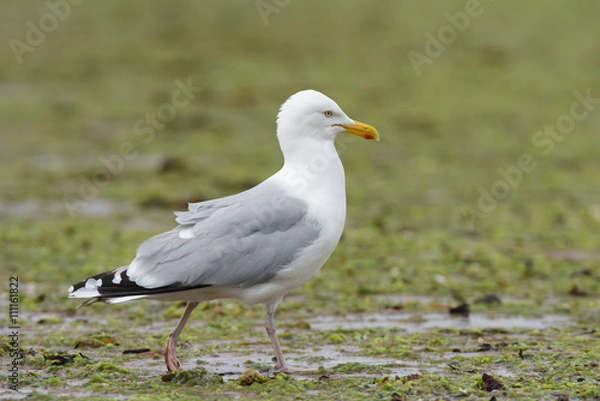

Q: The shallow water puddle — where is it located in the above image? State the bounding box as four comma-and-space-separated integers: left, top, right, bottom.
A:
120, 311, 571, 381
0, 198, 133, 217
119, 342, 429, 382
308, 312, 572, 332
13, 307, 573, 393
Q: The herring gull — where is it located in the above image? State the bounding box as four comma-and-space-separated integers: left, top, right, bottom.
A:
68, 89, 379, 373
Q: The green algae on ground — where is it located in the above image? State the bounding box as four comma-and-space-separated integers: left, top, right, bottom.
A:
161, 367, 223, 386
237, 369, 270, 386
73, 334, 119, 349
330, 362, 391, 375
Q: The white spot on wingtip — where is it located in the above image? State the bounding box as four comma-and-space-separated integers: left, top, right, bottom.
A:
179, 229, 194, 239
112, 272, 122, 284
68, 285, 74, 293
85, 278, 102, 289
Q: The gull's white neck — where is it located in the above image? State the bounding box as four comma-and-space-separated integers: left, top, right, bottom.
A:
281, 138, 345, 195
271, 136, 347, 233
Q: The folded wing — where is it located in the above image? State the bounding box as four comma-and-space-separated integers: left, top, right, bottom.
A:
69, 184, 320, 300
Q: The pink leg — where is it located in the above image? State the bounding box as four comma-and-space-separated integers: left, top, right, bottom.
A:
164, 301, 199, 372
265, 302, 295, 373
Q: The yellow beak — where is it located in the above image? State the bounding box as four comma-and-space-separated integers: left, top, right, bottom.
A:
337, 120, 379, 141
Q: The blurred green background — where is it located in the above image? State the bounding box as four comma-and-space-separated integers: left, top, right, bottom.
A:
1, 0, 599, 398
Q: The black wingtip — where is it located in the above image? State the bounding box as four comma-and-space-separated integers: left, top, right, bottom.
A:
69, 266, 214, 301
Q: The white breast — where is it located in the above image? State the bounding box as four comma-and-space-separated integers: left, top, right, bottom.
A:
231, 139, 347, 305
269, 145, 347, 293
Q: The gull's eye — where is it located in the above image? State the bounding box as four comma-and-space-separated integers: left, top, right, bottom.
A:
324, 110, 333, 117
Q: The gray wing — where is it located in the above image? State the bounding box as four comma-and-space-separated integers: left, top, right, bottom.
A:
126, 184, 320, 290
